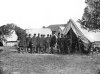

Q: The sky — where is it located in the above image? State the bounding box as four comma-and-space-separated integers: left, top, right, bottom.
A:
0, 0, 86, 29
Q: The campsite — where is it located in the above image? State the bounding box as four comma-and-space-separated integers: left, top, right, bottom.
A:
0, 0, 100, 74
0, 19, 100, 74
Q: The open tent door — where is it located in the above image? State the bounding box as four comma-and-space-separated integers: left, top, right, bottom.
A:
65, 28, 80, 53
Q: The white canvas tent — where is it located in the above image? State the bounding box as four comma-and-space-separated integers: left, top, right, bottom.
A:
63, 19, 90, 43
3, 30, 18, 46
75, 21, 100, 42
26, 28, 52, 37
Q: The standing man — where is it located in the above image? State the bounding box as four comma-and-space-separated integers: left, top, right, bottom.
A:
36, 33, 41, 53
40, 34, 45, 53
26, 34, 32, 53
31, 34, 37, 53
50, 33, 57, 54
45, 34, 51, 53
57, 34, 61, 54
60, 34, 64, 54
18, 34, 27, 53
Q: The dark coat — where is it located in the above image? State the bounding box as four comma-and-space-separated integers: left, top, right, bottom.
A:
40, 37, 45, 48
26, 37, 31, 47
18, 36, 27, 47
50, 35, 56, 47
31, 36, 37, 47
36, 36, 41, 45
45, 37, 50, 47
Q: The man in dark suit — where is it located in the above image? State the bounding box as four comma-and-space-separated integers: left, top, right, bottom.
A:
45, 34, 51, 53
36, 33, 41, 53
50, 33, 57, 54
26, 34, 32, 53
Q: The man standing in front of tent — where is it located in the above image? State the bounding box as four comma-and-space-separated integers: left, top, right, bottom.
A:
45, 34, 51, 53
26, 34, 32, 53
40, 34, 45, 53
60, 34, 64, 54
36, 33, 41, 53
50, 33, 57, 54
57, 33, 61, 54
31, 34, 37, 53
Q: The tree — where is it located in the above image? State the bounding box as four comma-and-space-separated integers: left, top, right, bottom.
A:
0, 23, 26, 40
0, 23, 15, 36
79, 0, 100, 31
14, 25, 26, 40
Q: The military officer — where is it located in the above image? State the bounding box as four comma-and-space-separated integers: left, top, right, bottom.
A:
31, 34, 37, 53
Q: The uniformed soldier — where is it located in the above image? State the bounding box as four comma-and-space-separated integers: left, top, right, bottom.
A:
60, 34, 64, 54
26, 34, 32, 53
40, 34, 45, 53
50, 33, 57, 54
24, 34, 27, 53
63, 35, 68, 54
57, 34, 61, 54
36, 33, 41, 53
45, 34, 51, 53
18, 34, 27, 53
31, 34, 37, 53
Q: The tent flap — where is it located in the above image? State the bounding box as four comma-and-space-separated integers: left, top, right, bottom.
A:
63, 19, 90, 43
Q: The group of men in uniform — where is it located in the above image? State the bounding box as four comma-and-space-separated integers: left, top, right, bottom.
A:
18, 32, 89, 54
18, 33, 56, 54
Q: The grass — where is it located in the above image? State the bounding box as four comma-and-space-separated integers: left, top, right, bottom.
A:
0, 50, 100, 74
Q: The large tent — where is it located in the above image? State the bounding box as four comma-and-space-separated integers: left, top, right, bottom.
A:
62, 19, 92, 54
3, 30, 18, 46
63, 19, 90, 44
62, 19, 100, 53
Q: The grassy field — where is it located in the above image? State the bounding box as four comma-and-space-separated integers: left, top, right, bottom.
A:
0, 50, 100, 74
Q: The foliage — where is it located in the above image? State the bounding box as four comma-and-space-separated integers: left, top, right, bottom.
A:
0, 23, 26, 40
79, 0, 100, 31
14, 25, 26, 40
0, 24, 15, 36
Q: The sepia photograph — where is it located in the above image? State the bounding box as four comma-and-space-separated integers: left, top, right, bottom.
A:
0, 0, 100, 74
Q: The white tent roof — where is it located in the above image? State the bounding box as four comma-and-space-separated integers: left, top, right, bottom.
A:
63, 19, 90, 43
4, 30, 18, 41
26, 28, 52, 36
75, 21, 100, 42
63, 19, 100, 42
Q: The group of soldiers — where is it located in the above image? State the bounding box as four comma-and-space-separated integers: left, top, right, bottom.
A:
18, 33, 56, 54
18, 33, 89, 54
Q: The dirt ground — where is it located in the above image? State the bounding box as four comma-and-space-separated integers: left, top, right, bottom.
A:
0, 50, 100, 74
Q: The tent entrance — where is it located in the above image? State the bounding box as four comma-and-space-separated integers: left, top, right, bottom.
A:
65, 28, 80, 54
